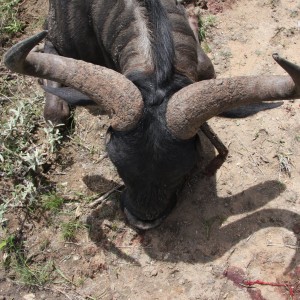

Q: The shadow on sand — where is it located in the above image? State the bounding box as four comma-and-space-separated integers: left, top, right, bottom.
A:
85, 130, 299, 274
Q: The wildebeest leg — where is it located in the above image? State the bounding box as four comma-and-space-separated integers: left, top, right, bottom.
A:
200, 122, 228, 176
43, 40, 71, 125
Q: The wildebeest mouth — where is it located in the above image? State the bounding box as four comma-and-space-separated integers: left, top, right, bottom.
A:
120, 191, 179, 230
123, 207, 170, 230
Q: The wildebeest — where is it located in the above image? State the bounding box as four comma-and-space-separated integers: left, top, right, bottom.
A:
4, 0, 300, 230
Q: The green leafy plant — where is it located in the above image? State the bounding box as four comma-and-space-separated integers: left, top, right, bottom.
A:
43, 121, 64, 153
42, 193, 65, 212
199, 14, 217, 42
0, 79, 65, 224
16, 260, 55, 286
0, 234, 55, 286
0, 0, 24, 43
0, 235, 15, 252
61, 220, 85, 241
0, 234, 22, 269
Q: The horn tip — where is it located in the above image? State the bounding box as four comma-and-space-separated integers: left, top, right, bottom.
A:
4, 30, 48, 72
272, 53, 280, 61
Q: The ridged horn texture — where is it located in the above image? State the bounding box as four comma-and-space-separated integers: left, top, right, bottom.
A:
167, 54, 300, 140
4, 31, 144, 131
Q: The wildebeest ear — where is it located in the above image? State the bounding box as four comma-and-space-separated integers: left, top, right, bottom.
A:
42, 86, 96, 106
220, 101, 283, 118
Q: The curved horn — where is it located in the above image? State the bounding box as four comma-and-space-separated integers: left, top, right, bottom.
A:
167, 54, 300, 140
4, 31, 144, 131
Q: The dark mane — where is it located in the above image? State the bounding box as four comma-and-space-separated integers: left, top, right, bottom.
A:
127, 0, 192, 107
144, 0, 174, 85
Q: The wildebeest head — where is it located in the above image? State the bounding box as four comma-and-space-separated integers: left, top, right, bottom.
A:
4, 30, 300, 229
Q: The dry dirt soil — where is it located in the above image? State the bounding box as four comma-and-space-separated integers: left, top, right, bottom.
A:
1, 0, 300, 299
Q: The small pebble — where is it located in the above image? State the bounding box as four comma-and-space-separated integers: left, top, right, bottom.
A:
73, 255, 80, 261
23, 294, 35, 300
